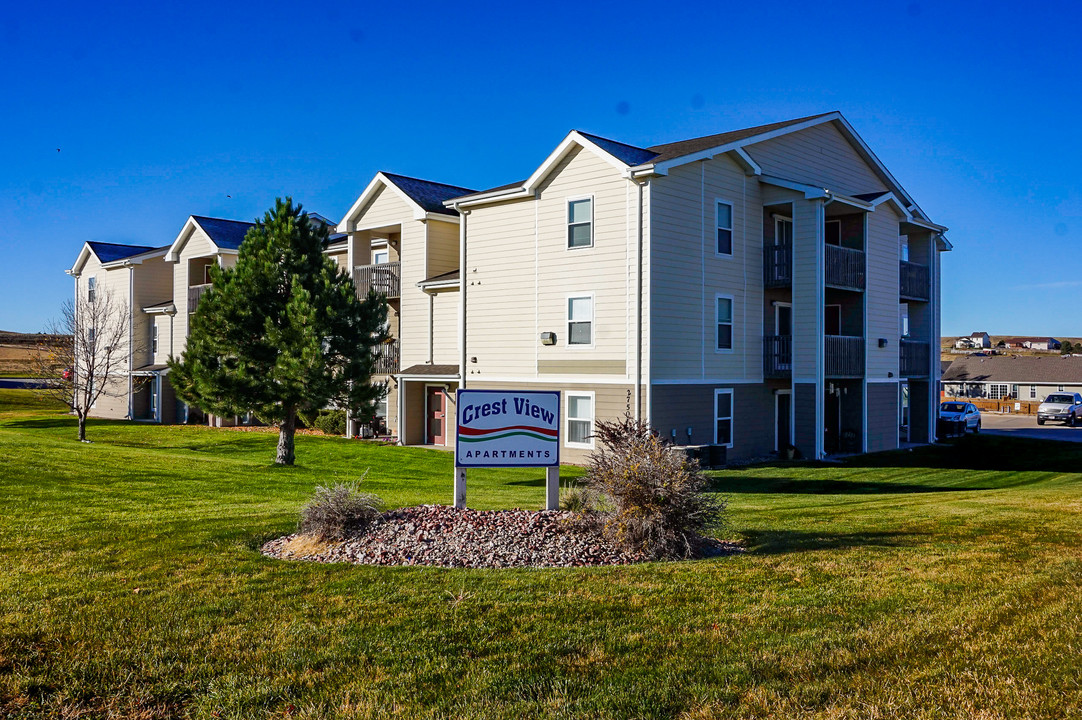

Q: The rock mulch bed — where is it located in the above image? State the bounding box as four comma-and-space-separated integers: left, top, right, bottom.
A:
262, 504, 742, 568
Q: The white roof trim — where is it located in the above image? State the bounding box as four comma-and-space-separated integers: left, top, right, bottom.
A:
417, 279, 460, 292
522, 131, 629, 194
760, 175, 830, 199
395, 373, 460, 381
69, 243, 95, 276
729, 148, 762, 175
336, 173, 429, 233
166, 217, 214, 263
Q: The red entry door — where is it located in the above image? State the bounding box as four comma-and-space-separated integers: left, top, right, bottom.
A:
426, 387, 445, 445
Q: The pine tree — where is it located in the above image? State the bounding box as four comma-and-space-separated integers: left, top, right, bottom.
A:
169, 198, 387, 465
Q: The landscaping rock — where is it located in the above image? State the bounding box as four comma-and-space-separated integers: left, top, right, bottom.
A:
262, 505, 741, 568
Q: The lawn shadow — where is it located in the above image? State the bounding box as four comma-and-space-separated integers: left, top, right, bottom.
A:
740, 529, 920, 555
710, 476, 961, 495
843, 434, 1082, 474
2, 417, 79, 430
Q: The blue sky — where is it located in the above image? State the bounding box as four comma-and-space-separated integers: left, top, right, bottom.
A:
2, 0, 1079, 336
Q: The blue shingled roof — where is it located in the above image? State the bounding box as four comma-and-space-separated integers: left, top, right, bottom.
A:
576, 131, 660, 166
87, 241, 156, 263
191, 216, 255, 250
382, 173, 477, 215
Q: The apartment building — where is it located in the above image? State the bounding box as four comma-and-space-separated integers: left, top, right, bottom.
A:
71, 111, 948, 463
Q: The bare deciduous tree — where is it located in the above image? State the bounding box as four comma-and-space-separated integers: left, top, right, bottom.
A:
35, 294, 131, 442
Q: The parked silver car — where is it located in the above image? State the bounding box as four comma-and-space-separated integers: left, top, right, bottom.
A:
940, 402, 981, 433
1037, 392, 1082, 426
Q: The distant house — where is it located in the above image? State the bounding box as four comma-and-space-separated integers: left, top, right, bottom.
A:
1024, 338, 1060, 351
953, 332, 990, 350
942, 355, 1082, 401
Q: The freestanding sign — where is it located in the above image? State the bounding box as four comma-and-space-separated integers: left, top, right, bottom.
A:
454, 389, 561, 508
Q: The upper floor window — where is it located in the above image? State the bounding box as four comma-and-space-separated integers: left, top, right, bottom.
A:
775, 216, 793, 246
151, 324, 158, 354
567, 198, 593, 249
87, 277, 97, 303
373, 248, 389, 265
716, 201, 733, 255
568, 295, 593, 345
716, 296, 733, 351
900, 303, 909, 338
900, 235, 910, 262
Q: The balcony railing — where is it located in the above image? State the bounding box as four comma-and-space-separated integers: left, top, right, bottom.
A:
900, 339, 930, 377
372, 340, 399, 375
188, 283, 212, 313
353, 262, 400, 299
763, 244, 792, 287
900, 260, 930, 301
825, 334, 864, 377
825, 245, 865, 291
763, 335, 792, 377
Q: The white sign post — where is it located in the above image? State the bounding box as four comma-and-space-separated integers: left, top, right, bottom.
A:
454, 389, 561, 510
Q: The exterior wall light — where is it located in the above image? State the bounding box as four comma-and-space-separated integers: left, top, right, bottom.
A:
540, 332, 557, 346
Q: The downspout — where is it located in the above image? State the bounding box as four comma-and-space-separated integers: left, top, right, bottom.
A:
455, 202, 470, 390
128, 264, 134, 420
633, 176, 645, 423
428, 291, 434, 365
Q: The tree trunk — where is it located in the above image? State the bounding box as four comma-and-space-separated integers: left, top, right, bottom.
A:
77, 413, 87, 442
276, 410, 296, 465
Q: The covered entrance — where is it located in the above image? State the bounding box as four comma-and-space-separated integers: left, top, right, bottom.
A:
395, 364, 460, 447
426, 385, 447, 445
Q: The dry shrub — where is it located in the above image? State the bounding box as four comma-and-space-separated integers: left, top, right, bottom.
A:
581, 413, 726, 560
298, 476, 383, 540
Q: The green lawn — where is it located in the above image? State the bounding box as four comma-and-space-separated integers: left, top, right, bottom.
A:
0, 390, 1079, 719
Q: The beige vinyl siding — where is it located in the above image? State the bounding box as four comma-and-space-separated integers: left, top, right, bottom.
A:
425, 219, 459, 278
325, 249, 347, 269
866, 205, 902, 379
79, 256, 133, 420
352, 185, 414, 229
461, 198, 537, 378
132, 256, 172, 367
466, 147, 636, 381
171, 226, 219, 352
746, 121, 888, 196
430, 291, 459, 365
791, 199, 822, 381
649, 153, 763, 381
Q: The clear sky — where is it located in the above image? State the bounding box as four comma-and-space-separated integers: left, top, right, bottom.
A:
2, 0, 1079, 336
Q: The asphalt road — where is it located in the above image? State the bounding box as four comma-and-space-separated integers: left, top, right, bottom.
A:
0, 378, 51, 389
979, 412, 1082, 443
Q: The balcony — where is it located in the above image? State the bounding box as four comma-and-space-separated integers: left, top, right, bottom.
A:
825, 335, 864, 377
372, 340, 399, 375
825, 245, 865, 291
763, 335, 792, 378
353, 262, 400, 300
188, 283, 212, 313
900, 260, 930, 301
763, 244, 792, 288
900, 339, 930, 377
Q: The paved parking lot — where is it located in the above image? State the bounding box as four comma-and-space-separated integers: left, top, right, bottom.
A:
978, 412, 1082, 443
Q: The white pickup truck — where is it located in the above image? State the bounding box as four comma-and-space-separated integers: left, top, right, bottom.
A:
1036, 392, 1082, 426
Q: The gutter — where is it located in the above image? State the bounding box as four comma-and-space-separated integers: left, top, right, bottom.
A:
455, 202, 470, 388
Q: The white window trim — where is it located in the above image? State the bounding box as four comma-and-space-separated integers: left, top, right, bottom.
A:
714, 293, 734, 354
1030, 385, 1037, 399
774, 215, 793, 246
566, 195, 594, 250
566, 292, 595, 349
715, 199, 734, 258
565, 390, 595, 449
713, 388, 734, 448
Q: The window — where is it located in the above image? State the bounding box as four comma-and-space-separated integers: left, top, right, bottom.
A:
149, 378, 158, 415
900, 235, 910, 262
375, 393, 389, 419
900, 303, 909, 338
1011, 384, 1019, 398
989, 384, 1009, 400
1059, 385, 1065, 392
568, 296, 593, 345
566, 392, 593, 447
716, 296, 733, 351
716, 201, 733, 255
88, 327, 96, 346
372, 248, 389, 265
151, 324, 158, 355
775, 216, 793, 246
567, 198, 593, 248
714, 389, 733, 447
1030, 385, 1037, 399
87, 277, 96, 303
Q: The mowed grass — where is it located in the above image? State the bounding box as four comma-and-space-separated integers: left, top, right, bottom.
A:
0, 390, 1079, 719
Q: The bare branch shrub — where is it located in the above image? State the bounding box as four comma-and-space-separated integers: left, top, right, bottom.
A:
35, 294, 133, 442
298, 475, 384, 541
581, 413, 726, 560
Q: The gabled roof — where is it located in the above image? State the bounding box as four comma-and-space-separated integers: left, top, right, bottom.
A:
69, 241, 164, 275
87, 241, 156, 263
189, 216, 254, 251
643, 112, 834, 164
943, 355, 1082, 384
576, 131, 659, 166
337, 172, 476, 232
166, 215, 254, 262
